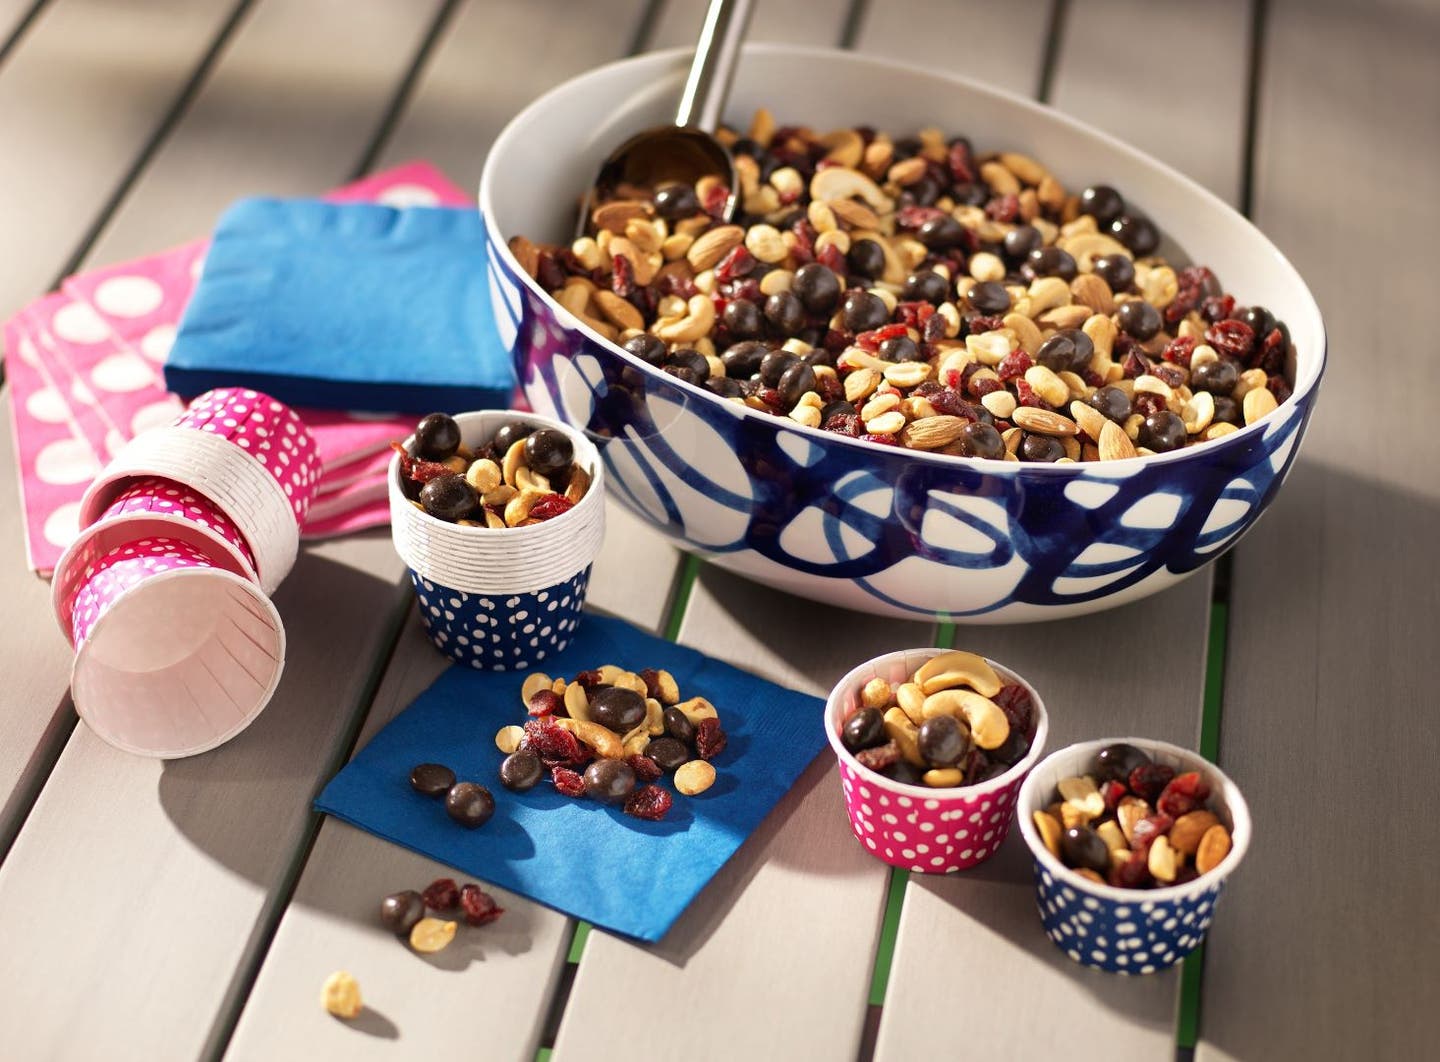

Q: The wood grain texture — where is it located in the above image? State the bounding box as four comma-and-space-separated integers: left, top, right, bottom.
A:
0, 393, 79, 854
646, 0, 853, 49
871, 3, 1249, 1057
1198, 2, 1440, 1059
554, 567, 935, 1062
0, 0, 238, 322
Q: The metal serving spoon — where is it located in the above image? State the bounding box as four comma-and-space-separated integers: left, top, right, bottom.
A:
577, 0, 754, 237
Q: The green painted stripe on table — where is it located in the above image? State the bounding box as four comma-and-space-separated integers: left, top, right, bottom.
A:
535, 1048, 552, 1062
1177, 596, 1230, 1047
567, 552, 703, 965
865, 621, 956, 1006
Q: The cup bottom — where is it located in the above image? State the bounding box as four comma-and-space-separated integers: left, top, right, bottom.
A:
409, 565, 590, 671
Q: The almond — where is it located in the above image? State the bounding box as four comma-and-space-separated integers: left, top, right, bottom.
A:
900, 415, 969, 451
591, 199, 651, 233
1012, 407, 1079, 436
1195, 823, 1233, 874
827, 196, 881, 231
1071, 273, 1115, 315
1070, 400, 1108, 442
1170, 810, 1222, 855
686, 225, 745, 272
592, 289, 643, 332
1099, 418, 1138, 460
887, 157, 929, 186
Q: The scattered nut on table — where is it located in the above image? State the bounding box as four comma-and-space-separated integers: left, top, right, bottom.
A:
320, 971, 363, 1019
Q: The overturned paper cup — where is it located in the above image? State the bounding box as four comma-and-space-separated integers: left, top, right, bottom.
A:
102, 476, 257, 570
67, 537, 285, 758
80, 388, 320, 593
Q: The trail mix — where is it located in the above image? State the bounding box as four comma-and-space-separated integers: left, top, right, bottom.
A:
1032, 743, 1233, 889
495, 665, 728, 821
379, 876, 506, 955
509, 111, 1296, 461
395, 413, 591, 524
320, 971, 363, 1019
841, 650, 1035, 787
408, 761, 496, 829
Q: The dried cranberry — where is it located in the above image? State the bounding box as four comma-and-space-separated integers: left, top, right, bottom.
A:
824, 413, 862, 436
529, 493, 575, 522
658, 272, 699, 300
997, 349, 1034, 381
1162, 335, 1196, 368
572, 669, 604, 689
862, 432, 899, 446
1201, 293, 1235, 323
968, 375, 1003, 399
1129, 813, 1175, 852
856, 322, 908, 351
701, 183, 730, 219
1174, 866, 1200, 885
1081, 368, 1105, 388
551, 765, 586, 797
422, 877, 460, 910
896, 205, 947, 231
1206, 319, 1256, 358
637, 668, 663, 701
1120, 350, 1151, 379
626, 754, 663, 783
1132, 392, 1166, 418
611, 252, 635, 297
391, 442, 453, 484
695, 717, 728, 761
623, 784, 673, 821
1152, 363, 1187, 389
789, 219, 817, 263
985, 193, 1019, 223
715, 245, 755, 283
947, 139, 975, 183
1268, 374, 1293, 403
855, 741, 900, 772
524, 718, 585, 766
1128, 762, 1176, 801
459, 883, 505, 926
1109, 852, 1152, 889
1157, 771, 1211, 818
992, 683, 1032, 735
1101, 780, 1129, 812
527, 689, 560, 717
535, 251, 566, 292
1014, 379, 1045, 408
967, 314, 1004, 335
928, 388, 977, 419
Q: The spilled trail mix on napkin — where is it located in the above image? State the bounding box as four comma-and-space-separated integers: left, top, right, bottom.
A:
316, 613, 827, 941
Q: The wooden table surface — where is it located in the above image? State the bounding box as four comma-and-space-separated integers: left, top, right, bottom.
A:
1, 1, 1435, 1059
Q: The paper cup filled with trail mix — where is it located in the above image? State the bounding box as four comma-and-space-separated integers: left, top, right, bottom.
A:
389, 410, 605, 670
1017, 738, 1251, 974
825, 647, 1048, 873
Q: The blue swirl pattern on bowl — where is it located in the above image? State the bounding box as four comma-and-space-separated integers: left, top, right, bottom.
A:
486, 239, 1316, 622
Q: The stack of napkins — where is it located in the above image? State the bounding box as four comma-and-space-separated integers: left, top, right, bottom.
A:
2, 161, 510, 575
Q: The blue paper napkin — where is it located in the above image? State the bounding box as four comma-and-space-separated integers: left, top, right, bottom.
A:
165, 197, 515, 413
315, 614, 829, 941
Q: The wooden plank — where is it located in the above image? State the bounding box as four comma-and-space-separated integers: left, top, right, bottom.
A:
0, 0, 239, 323
554, 568, 935, 1062
1198, 2, 1440, 1059
872, 3, 1251, 1058
0, 3, 457, 1057
225, 3, 679, 1058
646, 0, 852, 49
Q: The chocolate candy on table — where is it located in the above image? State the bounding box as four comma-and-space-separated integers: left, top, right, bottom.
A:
647, 736, 690, 773
841, 706, 886, 752
379, 890, 425, 935
499, 749, 543, 791
419, 474, 478, 521
410, 762, 456, 797
588, 686, 647, 733
414, 413, 461, 461
583, 759, 637, 804
523, 428, 573, 477
663, 705, 696, 744
445, 782, 495, 828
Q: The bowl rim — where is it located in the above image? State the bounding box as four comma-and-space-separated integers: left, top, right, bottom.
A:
822, 646, 1050, 802
388, 408, 605, 539
480, 42, 1327, 477
1015, 736, 1253, 904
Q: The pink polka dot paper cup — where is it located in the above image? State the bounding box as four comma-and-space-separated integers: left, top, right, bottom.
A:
66, 537, 285, 758
825, 648, 1049, 874
79, 388, 320, 594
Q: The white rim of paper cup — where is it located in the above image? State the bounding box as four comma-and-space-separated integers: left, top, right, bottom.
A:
71, 566, 286, 759
824, 647, 1050, 803
392, 503, 605, 580
1016, 737, 1253, 904
80, 425, 299, 594
51, 514, 261, 645
390, 488, 606, 567
401, 526, 603, 596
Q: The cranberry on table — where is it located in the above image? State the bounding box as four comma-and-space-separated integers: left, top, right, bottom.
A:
524, 428, 574, 477
445, 782, 495, 828
1092, 253, 1135, 293
409, 762, 456, 797
583, 759, 637, 805
1079, 184, 1125, 225
793, 263, 842, 315
499, 749, 543, 791
842, 706, 886, 752
842, 290, 890, 332
419, 474, 478, 521
1085, 385, 1132, 423
1061, 826, 1111, 874
968, 280, 1011, 315
414, 413, 461, 461
1116, 298, 1163, 340
1095, 742, 1151, 782
1110, 213, 1160, 256
1140, 411, 1188, 452
588, 686, 647, 733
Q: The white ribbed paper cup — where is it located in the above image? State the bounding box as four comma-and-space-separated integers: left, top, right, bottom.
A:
67, 537, 286, 758
388, 410, 605, 583
80, 389, 320, 594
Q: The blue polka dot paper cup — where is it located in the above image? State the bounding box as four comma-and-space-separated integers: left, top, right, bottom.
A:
390, 409, 604, 670
1017, 738, 1252, 974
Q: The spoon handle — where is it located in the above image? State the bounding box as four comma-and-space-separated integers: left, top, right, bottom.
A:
673, 0, 755, 132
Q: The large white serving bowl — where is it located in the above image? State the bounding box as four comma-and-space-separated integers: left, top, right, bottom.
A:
479, 45, 1324, 622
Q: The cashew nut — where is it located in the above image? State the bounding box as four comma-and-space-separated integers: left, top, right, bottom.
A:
808, 166, 894, 214
1057, 231, 1131, 272
521, 673, 552, 708
554, 717, 622, 759
675, 696, 718, 726
819, 127, 864, 168
915, 650, 1003, 697
645, 697, 665, 736
882, 707, 926, 767
920, 689, 1010, 750
563, 681, 591, 723
621, 724, 651, 757
654, 294, 716, 344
